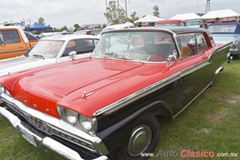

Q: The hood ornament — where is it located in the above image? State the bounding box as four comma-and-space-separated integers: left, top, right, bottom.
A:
81, 91, 95, 99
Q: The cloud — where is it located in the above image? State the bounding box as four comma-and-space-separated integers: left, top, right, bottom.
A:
0, 0, 239, 28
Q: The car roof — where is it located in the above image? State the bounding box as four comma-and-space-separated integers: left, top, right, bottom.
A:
155, 19, 186, 24
40, 34, 99, 41
103, 26, 210, 35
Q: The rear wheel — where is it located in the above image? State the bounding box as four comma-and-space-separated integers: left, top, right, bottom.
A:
124, 114, 160, 160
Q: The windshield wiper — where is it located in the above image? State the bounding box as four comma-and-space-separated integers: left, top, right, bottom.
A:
32, 54, 45, 59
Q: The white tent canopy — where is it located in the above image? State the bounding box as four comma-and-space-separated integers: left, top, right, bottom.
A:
201, 9, 240, 19
135, 15, 164, 23
170, 13, 201, 20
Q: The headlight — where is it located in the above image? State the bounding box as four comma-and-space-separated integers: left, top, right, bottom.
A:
0, 83, 12, 97
65, 109, 78, 125
58, 106, 97, 135
0, 84, 4, 93
79, 115, 97, 133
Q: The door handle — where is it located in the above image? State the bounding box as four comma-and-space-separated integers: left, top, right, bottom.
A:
202, 54, 208, 59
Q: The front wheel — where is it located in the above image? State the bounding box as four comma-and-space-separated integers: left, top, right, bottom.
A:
124, 114, 160, 160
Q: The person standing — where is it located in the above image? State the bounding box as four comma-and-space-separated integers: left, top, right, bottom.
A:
215, 17, 221, 23
200, 20, 207, 28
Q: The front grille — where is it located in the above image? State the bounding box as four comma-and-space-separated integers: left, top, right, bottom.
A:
3, 98, 96, 151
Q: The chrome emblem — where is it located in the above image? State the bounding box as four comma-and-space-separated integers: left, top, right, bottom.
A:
81, 91, 95, 99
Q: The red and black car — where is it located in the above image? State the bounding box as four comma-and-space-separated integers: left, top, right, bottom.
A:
0, 27, 230, 160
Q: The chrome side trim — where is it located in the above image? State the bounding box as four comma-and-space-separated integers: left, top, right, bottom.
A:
173, 81, 212, 118
93, 72, 181, 116
180, 60, 210, 78
0, 107, 108, 160
94, 59, 211, 117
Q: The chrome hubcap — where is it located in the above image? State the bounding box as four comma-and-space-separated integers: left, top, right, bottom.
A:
128, 124, 152, 157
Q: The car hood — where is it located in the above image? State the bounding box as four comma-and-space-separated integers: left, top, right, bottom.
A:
0, 56, 55, 76
3, 58, 167, 118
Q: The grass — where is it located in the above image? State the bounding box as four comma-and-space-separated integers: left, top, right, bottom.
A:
1, 60, 240, 160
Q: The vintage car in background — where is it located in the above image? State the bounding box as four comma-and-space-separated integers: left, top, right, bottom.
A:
0, 34, 99, 76
185, 19, 203, 27
155, 19, 186, 27
98, 22, 135, 37
206, 22, 240, 44
74, 29, 101, 36
0, 26, 38, 60
229, 37, 240, 59
0, 27, 230, 160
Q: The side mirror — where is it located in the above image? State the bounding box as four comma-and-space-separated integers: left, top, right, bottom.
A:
69, 51, 77, 60
166, 55, 177, 67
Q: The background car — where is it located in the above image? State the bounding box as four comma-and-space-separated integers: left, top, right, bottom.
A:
229, 37, 240, 59
74, 29, 101, 36
206, 22, 240, 44
0, 34, 99, 76
155, 19, 186, 27
98, 22, 135, 36
0, 26, 38, 60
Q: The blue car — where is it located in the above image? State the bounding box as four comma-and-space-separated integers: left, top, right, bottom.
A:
207, 22, 240, 59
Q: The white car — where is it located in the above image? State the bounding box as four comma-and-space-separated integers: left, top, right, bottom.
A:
0, 34, 99, 103
97, 22, 135, 37
0, 34, 99, 75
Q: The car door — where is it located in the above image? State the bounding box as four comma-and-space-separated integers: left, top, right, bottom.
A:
172, 32, 210, 115
0, 29, 28, 59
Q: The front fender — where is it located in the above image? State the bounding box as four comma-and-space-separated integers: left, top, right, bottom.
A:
96, 100, 172, 159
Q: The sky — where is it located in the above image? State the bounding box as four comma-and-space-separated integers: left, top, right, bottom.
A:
0, 0, 240, 29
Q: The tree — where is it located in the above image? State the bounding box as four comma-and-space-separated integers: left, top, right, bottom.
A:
60, 25, 68, 31
38, 17, 46, 25
153, 5, 160, 17
74, 24, 81, 31
104, 1, 126, 25
127, 11, 139, 23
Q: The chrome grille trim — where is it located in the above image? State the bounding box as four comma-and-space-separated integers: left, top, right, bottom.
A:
1, 94, 109, 155
4, 98, 96, 151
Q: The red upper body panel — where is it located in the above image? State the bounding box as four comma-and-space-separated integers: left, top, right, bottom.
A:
0, 27, 225, 118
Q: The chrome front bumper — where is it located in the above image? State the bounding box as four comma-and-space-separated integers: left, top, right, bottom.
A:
0, 107, 108, 160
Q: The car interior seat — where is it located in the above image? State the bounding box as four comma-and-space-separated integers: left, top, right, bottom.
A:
181, 46, 191, 58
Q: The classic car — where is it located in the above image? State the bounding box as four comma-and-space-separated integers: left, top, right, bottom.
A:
0, 27, 230, 160
0, 34, 99, 75
98, 22, 135, 37
155, 19, 186, 27
0, 26, 38, 60
229, 37, 240, 59
74, 29, 101, 36
206, 22, 240, 45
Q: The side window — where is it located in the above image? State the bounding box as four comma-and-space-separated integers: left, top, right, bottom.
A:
24, 32, 38, 40
76, 39, 95, 53
196, 33, 209, 53
1, 30, 21, 44
0, 32, 4, 44
177, 33, 196, 59
177, 32, 209, 59
62, 39, 95, 57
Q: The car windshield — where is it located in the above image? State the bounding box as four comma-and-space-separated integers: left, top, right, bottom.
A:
211, 34, 240, 44
28, 40, 64, 58
208, 24, 237, 33
186, 20, 202, 27
155, 23, 182, 26
93, 31, 176, 62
